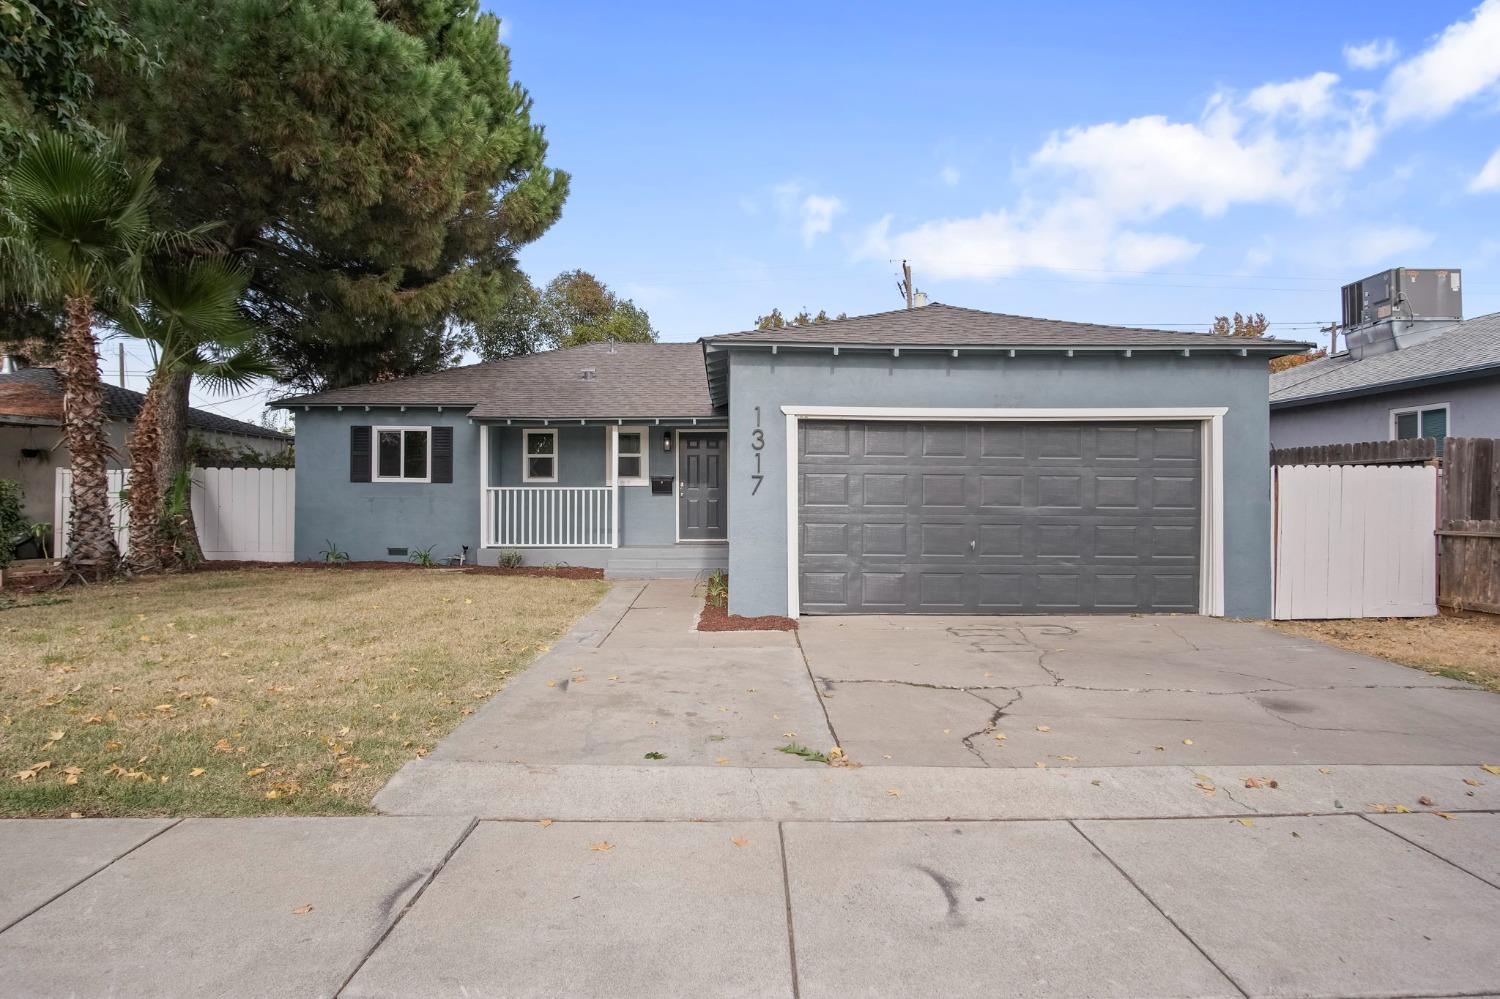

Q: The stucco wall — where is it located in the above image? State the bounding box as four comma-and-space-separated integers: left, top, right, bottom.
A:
293, 408, 479, 562
723, 350, 1277, 619
1270, 376, 1500, 448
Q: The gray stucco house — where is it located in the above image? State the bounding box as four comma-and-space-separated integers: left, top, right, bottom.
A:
275, 304, 1305, 619
1271, 284, 1500, 451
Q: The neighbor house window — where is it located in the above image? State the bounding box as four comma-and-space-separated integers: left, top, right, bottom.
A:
1392, 404, 1449, 454
616, 427, 647, 485
374, 427, 430, 482
523, 429, 558, 482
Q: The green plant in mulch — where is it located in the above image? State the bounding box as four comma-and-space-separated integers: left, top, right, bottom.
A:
704, 568, 728, 609
497, 548, 523, 568
776, 743, 829, 764
319, 540, 349, 565
407, 545, 438, 567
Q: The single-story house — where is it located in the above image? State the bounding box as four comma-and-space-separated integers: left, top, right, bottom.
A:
0, 362, 293, 524
1270, 311, 1500, 451
275, 304, 1307, 619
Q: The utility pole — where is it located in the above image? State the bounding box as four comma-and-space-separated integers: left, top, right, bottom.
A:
118, 343, 126, 388
1319, 321, 1339, 355
899, 260, 914, 310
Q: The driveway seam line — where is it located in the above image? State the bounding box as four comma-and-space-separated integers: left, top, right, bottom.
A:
334, 816, 480, 998
597, 582, 648, 648
0, 817, 183, 937
1357, 813, 1500, 891
777, 822, 802, 999
794, 630, 841, 751
1068, 819, 1251, 999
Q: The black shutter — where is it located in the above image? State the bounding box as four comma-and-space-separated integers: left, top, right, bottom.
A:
350, 426, 372, 482
431, 426, 453, 483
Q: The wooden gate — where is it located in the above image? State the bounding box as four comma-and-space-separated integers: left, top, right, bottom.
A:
1272, 464, 1438, 620
1439, 438, 1500, 613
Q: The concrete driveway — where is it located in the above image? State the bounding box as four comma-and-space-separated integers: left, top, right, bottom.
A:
7, 580, 1500, 998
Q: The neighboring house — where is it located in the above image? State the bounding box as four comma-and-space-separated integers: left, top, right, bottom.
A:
0, 363, 292, 523
276, 304, 1304, 619
1270, 269, 1498, 451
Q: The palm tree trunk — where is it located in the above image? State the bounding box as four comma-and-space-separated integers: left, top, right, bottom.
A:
125, 372, 166, 572
57, 294, 120, 576
156, 370, 202, 566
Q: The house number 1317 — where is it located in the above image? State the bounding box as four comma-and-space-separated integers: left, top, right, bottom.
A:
749, 405, 765, 495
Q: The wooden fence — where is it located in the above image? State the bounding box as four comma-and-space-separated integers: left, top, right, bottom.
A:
55, 466, 294, 562
1439, 438, 1500, 613
1271, 438, 1439, 466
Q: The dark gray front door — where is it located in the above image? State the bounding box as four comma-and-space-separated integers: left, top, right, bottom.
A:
798, 421, 1201, 614
679, 432, 727, 540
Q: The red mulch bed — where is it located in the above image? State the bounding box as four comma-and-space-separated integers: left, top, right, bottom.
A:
196, 560, 604, 580
697, 597, 797, 632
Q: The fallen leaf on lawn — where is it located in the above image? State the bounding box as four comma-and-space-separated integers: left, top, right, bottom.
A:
1435, 812, 1455, 820
886, 788, 901, 797
291, 904, 313, 915
1036, 725, 1051, 733
1235, 818, 1254, 827
84, 715, 103, 725
537, 819, 553, 827
245, 767, 267, 777
590, 841, 614, 852
189, 768, 206, 778
1418, 796, 1435, 807
153, 704, 174, 713
212, 738, 233, 754
264, 790, 280, 799
46, 729, 64, 743
730, 837, 750, 848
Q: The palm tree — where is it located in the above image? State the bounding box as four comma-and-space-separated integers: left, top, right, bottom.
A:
115, 258, 276, 570
0, 131, 158, 576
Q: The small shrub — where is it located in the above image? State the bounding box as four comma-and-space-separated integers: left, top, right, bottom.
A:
496, 549, 523, 568
0, 480, 26, 568
408, 544, 437, 567
705, 569, 728, 609
320, 540, 350, 565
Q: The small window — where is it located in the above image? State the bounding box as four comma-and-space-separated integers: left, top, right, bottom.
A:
523, 429, 558, 482
616, 427, 646, 485
1392, 404, 1449, 454
374, 427, 430, 482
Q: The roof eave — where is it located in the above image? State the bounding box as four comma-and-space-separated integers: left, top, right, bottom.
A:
704, 340, 1313, 357
1270, 361, 1500, 410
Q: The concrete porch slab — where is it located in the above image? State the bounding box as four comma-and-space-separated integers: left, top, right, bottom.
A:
1077, 814, 1500, 998
782, 821, 1238, 998
0, 816, 471, 999
341, 821, 791, 999
0, 818, 174, 931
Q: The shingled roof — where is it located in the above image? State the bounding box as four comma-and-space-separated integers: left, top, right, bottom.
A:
1271, 312, 1500, 408
0, 367, 291, 441
706, 303, 1314, 351
275, 342, 718, 420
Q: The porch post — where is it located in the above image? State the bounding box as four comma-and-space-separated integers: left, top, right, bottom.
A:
477, 423, 489, 549
609, 425, 620, 548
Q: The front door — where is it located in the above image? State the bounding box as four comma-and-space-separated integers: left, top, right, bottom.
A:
678, 432, 727, 540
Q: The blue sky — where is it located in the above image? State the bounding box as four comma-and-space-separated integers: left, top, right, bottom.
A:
162, 1, 1500, 422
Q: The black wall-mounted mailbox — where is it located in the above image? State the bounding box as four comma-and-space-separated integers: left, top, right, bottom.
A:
650, 476, 674, 495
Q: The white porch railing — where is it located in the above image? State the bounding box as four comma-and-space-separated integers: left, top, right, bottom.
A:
484, 486, 615, 548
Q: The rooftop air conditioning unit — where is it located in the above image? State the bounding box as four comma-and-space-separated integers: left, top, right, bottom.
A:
1340, 268, 1462, 359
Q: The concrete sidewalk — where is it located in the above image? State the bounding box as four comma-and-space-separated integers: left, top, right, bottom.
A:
3, 811, 1500, 997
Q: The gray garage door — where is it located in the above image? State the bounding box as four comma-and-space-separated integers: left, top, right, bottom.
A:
798, 421, 1201, 614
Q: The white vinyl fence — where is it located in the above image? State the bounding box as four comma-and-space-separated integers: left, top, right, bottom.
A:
55, 466, 294, 562
1272, 463, 1438, 619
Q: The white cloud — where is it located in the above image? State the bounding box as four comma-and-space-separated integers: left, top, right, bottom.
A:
1469, 146, 1500, 192
1246, 71, 1342, 119
1385, 0, 1500, 123
1343, 39, 1398, 70
773, 182, 844, 246
939, 165, 961, 187
1342, 225, 1435, 268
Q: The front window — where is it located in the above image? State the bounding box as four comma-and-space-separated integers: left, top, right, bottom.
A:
523, 429, 558, 482
1392, 405, 1448, 454
374, 427, 430, 482
616, 427, 646, 485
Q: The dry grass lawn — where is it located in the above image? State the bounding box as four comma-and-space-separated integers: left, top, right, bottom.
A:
0, 568, 607, 817
1271, 611, 1500, 693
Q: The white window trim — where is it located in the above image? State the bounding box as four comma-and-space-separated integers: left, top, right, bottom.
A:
1388, 403, 1449, 440
779, 406, 1228, 620
372, 425, 432, 483
613, 425, 649, 486
522, 428, 559, 483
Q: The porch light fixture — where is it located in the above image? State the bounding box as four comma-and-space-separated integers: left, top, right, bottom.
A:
662, 431, 672, 452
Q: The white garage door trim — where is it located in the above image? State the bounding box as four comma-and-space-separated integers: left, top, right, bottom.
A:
780, 406, 1228, 619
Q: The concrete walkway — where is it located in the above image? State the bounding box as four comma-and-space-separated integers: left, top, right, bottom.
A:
5, 580, 1500, 997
